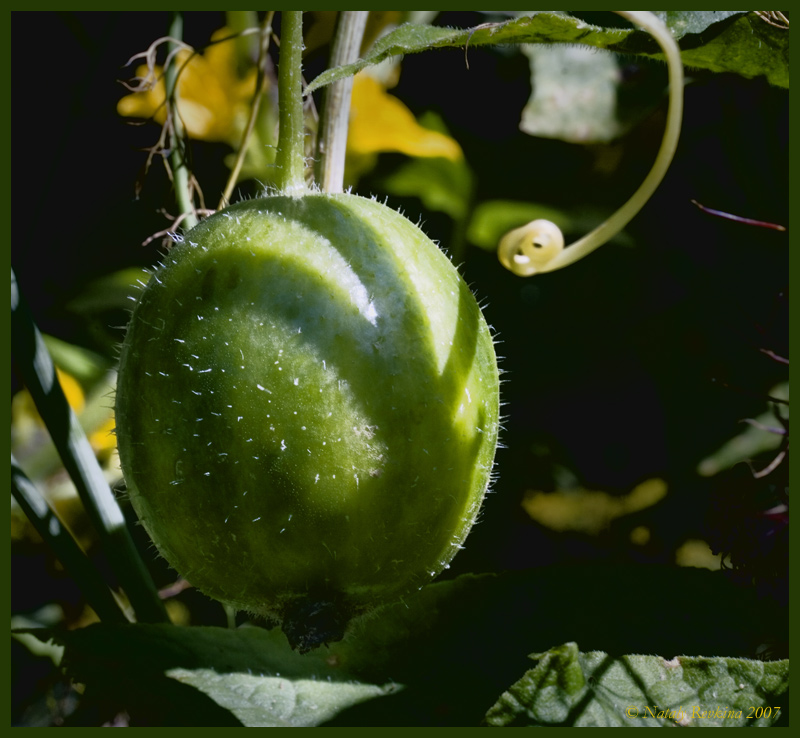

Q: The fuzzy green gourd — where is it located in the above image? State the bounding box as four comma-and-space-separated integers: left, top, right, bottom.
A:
115, 191, 500, 651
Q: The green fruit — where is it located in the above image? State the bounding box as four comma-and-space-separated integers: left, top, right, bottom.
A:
115, 192, 500, 650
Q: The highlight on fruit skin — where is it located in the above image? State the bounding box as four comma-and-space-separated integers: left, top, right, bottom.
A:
115, 191, 501, 651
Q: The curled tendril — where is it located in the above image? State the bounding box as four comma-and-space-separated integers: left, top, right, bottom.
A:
498, 219, 564, 272
498, 11, 684, 277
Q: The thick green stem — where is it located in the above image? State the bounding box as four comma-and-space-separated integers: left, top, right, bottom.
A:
275, 11, 307, 195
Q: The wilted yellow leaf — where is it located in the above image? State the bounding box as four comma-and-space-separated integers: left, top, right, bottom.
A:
521, 478, 668, 535
675, 539, 723, 570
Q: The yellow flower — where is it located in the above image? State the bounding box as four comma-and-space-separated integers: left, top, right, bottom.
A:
12, 368, 84, 424
57, 368, 85, 414
89, 415, 118, 459
348, 72, 463, 161
12, 368, 117, 461
118, 28, 257, 144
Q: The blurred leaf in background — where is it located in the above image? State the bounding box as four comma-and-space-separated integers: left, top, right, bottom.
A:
697, 382, 789, 478
522, 478, 668, 535
520, 44, 624, 143
346, 69, 463, 184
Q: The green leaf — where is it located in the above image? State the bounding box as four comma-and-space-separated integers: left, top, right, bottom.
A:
22, 563, 786, 725
697, 382, 789, 477
520, 44, 626, 144
306, 13, 622, 94
675, 13, 789, 89
167, 667, 397, 727
306, 12, 787, 95
28, 622, 396, 726
65, 267, 154, 315
379, 144, 474, 222
41, 334, 110, 386
658, 11, 743, 37
484, 642, 789, 727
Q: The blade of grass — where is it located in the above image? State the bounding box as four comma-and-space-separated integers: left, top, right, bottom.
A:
12, 453, 129, 625
11, 267, 169, 624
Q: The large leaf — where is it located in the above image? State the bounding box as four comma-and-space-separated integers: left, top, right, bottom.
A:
167, 668, 396, 727
484, 642, 789, 727
29, 622, 397, 727
675, 12, 789, 88
23, 563, 787, 726
520, 43, 627, 144
306, 12, 787, 94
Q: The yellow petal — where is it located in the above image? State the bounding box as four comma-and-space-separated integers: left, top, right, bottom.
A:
11, 370, 85, 453
348, 73, 462, 161
89, 415, 117, 457
117, 63, 168, 122
118, 29, 257, 144
57, 368, 85, 414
